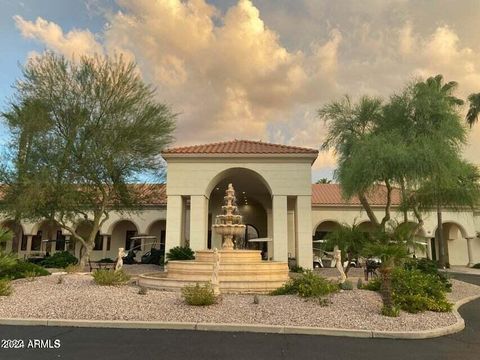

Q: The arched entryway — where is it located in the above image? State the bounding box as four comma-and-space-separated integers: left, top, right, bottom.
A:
31, 220, 63, 255
110, 220, 139, 253
146, 220, 167, 257
207, 168, 271, 255
0, 220, 24, 253
433, 222, 469, 266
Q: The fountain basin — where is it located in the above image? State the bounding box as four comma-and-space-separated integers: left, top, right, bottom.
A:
138, 249, 289, 294
211, 224, 246, 237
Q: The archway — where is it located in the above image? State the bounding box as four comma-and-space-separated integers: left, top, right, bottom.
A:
32, 220, 63, 254
435, 222, 468, 266
147, 220, 167, 256
208, 168, 270, 253
0, 220, 24, 253
110, 220, 139, 252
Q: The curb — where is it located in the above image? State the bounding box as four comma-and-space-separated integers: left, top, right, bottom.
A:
0, 294, 479, 339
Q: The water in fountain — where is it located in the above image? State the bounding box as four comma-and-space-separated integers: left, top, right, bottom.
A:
211, 183, 246, 250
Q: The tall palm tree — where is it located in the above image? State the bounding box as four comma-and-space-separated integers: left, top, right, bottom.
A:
415, 75, 465, 268
466, 93, 480, 127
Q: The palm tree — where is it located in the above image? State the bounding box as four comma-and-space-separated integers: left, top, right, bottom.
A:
322, 222, 367, 276
466, 93, 480, 127
414, 75, 465, 268
316, 178, 332, 184
363, 223, 418, 316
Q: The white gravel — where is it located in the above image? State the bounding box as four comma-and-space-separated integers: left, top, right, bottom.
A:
0, 275, 478, 331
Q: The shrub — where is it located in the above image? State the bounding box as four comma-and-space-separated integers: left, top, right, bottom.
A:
362, 278, 381, 291
181, 283, 216, 306
0, 261, 50, 280
138, 286, 148, 295
98, 258, 115, 263
381, 305, 400, 317
271, 271, 338, 298
289, 265, 305, 273
24, 270, 40, 282
65, 264, 83, 273
92, 269, 130, 286
472, 263, 480, 269
0, 279, 12, 296
404, 258, 451, 291
166, 246, 195, 261
40, 251, 78, 268
392, 268, 452, 313
356, 278, 363, 289
340, 280, 354, 290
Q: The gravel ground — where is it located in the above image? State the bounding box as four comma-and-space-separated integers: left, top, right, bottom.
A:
1, 275, 478, 331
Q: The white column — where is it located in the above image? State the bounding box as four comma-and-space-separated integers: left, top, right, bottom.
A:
165, 195, 184, 255
190, 195, 209, 251
272, 195, 288, 262
102, 235, 109, 259
295, 195, 313, 269
466, 237, 474, 267
26, 235, 33, 256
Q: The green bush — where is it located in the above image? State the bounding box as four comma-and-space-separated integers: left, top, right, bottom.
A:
271, 271, 338, 298
181, 283, 216, 306
289, 265, 305, 273
0, 261, 50, 280
166, 246, 195, 261
340, 280, 354, 290
98, 258, 115, 263
381, 305, 400, 317
40, 251, 78, 268
356, 278, 363, 289
472, 263, 480, 269
0, 279, 12, 296
392, 268, 452, 313
404, 258, 451, 291
92, 269, 130, 286
362, 278, 381, 291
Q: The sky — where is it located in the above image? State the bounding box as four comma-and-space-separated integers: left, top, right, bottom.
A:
1, 0, 480, 182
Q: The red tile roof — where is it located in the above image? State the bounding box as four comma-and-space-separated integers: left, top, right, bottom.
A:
162, 139, 319, 155
145, 183, 400, 207
311, 183, 401, 206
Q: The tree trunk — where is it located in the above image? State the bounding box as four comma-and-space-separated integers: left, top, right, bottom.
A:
358, 192, 380, 227
437, 204, 447, 268
78, 243, 93, 269
379, 266, 394, 310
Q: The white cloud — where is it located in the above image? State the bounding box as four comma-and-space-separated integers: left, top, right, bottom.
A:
12, 0, 480, 174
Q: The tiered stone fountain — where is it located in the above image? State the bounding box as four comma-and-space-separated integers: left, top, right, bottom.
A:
138, 184, 289, 293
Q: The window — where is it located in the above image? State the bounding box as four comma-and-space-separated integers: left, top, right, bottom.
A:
93, 232, 103, 250
21, 235, 28, 251
55, 230, 66, 251
31, 231, 42, 251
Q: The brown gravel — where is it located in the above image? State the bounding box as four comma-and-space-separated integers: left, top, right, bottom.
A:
1, 275, 478, 331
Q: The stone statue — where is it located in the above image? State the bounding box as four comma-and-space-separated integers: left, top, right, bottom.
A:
115, 247, 126, 271
211, 248, 221, 296
334, 249, 346, 284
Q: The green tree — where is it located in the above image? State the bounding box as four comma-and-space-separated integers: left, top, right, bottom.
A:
362, 222, 417, 315
320, 76, 479, 269
322, 222, 367, 275
315, 178, 332, 184
1, 52, 176, 266
466, 92, 480, 127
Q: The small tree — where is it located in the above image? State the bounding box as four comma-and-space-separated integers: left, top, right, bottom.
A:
466, 92, 480, 127
363, 223, 417, 315
322, 222, 367, 276
1, 52, 176, 266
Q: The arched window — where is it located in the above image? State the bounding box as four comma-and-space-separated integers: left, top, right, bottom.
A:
245, 224, 259, 241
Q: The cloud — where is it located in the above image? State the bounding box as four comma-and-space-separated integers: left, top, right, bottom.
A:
12, 0, 480, 175
14, 15, 104, 58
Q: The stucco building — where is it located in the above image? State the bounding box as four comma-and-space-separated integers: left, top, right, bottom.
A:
1, 140, 479, 267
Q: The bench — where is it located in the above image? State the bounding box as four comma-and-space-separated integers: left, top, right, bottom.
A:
88, 260, 116, 272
